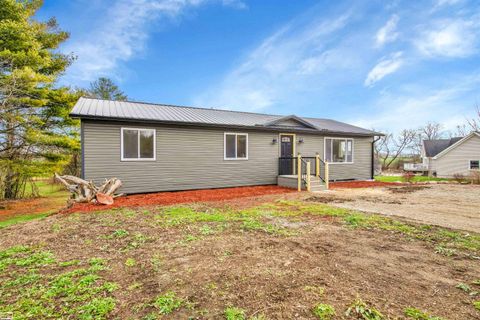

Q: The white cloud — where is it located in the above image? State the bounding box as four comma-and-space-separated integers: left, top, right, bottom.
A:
435, 0, 462, 7
415, 19, 478, 58
364, 51, 403, 87
221, 0, 247, 9
194, 12, 355, 110
353, 73, 480, 133
64, 0, 242, 83
375, 14, 399, 47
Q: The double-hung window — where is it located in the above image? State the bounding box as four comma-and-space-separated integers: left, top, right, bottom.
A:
470, 160, 480, 170
121, 128, 156, 161
325, 138, 353, 163
224, 133, 248, 160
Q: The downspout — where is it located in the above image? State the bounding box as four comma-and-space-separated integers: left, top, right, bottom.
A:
81, 119, 85, 179
371, 136, 381, 180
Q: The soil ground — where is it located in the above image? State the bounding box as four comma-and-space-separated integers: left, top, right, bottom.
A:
1, 191, 479, 319
313, 184, 480, 232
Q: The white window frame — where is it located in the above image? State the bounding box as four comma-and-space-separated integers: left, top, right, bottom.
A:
324, 137, 354, 164
121, 127, 156, 161
224, 132, 248, 160
469, 160, 480, 170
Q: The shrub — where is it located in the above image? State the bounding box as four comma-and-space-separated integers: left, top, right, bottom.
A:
312, 303, 336, 319
469, 171, 480, 185
402, 172, 415, 183
453, 173, 466, 183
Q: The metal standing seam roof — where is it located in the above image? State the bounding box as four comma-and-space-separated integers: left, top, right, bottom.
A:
71, 97, 381, 136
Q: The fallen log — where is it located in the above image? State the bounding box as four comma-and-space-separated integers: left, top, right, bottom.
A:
54, 173, 123, 205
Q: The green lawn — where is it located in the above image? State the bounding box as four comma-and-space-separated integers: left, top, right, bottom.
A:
0, 179, 69, 229
374, 175, 450, 183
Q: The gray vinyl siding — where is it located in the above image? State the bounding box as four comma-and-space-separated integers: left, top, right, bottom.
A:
430, 134, 480, 178
82, 120, 373, 193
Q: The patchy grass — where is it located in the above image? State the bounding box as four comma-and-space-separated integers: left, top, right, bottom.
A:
1, 196, 479, 318
374, 175, 449, 183
274, 200, 480, 256
0, 213, 49, 229
0, 246, 117, 319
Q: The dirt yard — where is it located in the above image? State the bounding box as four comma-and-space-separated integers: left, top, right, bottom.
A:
1, 193, 479, 319
314, 184, 480, 233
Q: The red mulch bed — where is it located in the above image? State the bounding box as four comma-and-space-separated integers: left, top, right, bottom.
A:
63, 185, 295, 214
330, 180, 398, 189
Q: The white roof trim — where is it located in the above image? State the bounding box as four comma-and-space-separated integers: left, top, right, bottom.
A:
433, 131, 480, 160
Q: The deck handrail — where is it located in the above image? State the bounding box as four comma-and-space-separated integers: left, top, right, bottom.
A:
278, 155, 328, 190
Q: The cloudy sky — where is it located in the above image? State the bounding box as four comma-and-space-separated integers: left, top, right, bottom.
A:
39, 0, 480, 133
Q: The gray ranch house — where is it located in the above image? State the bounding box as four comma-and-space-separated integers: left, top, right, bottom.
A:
71, 97, 382, 194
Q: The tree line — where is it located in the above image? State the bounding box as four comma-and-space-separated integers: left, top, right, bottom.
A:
375, 107, 480, 170
0, 0, 127, 200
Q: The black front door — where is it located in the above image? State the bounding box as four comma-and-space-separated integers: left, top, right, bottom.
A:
280, 135, 294, 175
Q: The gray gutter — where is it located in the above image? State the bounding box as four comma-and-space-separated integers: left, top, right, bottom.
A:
72, 114, 384, 137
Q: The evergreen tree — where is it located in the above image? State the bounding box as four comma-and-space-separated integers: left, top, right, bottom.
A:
87, 77, 128, 101
0, 0, 79, 199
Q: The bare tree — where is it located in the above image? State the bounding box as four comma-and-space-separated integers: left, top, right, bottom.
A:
412, 122, 443, 156
449, 124, 469, 137
466, 104, 480, 132
375, 129, 417, 169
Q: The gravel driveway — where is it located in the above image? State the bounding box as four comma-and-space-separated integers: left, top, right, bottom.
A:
317, 184, 480, 232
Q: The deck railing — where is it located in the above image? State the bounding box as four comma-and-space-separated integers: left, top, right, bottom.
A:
278, 154, 329, 191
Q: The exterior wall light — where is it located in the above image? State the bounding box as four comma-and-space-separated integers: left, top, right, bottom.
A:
272, 138, 278, 144
298, 138, 304, 143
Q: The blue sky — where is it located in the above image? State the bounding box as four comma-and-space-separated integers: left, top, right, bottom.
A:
39, 0, 480, 133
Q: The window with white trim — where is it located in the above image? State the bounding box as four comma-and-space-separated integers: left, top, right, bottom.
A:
325, 138, 353, 163
470, 160, 479, 170
224, 133, 248, 160
121, 128, 155, 160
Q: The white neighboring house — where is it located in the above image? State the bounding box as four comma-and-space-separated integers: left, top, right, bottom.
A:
405, 131, 480, 177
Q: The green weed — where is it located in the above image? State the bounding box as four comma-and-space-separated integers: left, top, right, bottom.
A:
473, 301, 480, 311
110, 229, 129, 238
224, 307, 246, 320
456, 283, 472, 292
345, 298, 384, 320
153, 291, 183, 314
0, 246, 117, 319
404, 307, 444, 320
312, 303, 336, 319
125, 258, 136, 267
434, 246, 456, 257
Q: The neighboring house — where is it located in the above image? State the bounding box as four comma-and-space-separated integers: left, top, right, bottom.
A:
71, 97, 382, 194
405, 132, 480, 177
